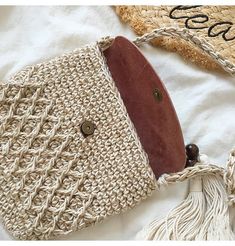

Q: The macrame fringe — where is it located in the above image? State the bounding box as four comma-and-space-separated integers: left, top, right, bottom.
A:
136, 155, 235, 240
196, 175, 234, 240
136, 177, 206, 240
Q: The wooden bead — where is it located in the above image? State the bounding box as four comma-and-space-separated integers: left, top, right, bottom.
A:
185, 144, 199, 161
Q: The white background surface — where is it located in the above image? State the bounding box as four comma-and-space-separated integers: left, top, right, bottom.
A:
0, 5, 234, 240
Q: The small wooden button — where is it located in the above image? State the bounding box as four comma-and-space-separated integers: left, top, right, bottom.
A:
81, 121, 95, 136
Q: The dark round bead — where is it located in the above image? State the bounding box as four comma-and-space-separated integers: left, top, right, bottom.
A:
185, 143, 199, 161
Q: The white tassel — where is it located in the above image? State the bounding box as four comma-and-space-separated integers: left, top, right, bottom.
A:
136, 177, 206, 240
136, 154, 235, 240
196, 175, 234, 240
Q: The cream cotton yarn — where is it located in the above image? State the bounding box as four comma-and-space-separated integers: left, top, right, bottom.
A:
0, 42, 156, 240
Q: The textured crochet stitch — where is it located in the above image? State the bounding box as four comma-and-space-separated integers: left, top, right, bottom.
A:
0, 42, 156, 240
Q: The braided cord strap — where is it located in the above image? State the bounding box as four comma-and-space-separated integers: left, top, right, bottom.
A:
97, 36, 114, 51
157, 159, 235, 205
225, 149, 235, 205
133, 27, 235, 76
157, 164, 224, 187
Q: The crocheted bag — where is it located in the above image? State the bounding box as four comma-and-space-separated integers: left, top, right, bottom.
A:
0, 40, 158, 240
0, 29, 234, 240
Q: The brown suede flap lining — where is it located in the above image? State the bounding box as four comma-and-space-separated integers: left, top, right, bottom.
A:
103, 36, 186, 177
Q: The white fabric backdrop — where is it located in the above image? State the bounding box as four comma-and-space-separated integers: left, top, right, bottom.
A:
0, 6, 234, 240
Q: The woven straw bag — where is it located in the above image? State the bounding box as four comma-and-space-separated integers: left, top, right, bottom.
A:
116, 5, 235, 73
0, 30, 234, 240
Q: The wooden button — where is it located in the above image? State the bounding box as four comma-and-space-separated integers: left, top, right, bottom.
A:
81, 121, 95, 136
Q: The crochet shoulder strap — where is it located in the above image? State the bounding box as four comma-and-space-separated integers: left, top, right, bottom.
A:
132, 27, 235, 76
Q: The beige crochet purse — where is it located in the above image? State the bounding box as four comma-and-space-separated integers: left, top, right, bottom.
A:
0, 40, 157, 240
0, 29, 234, 240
